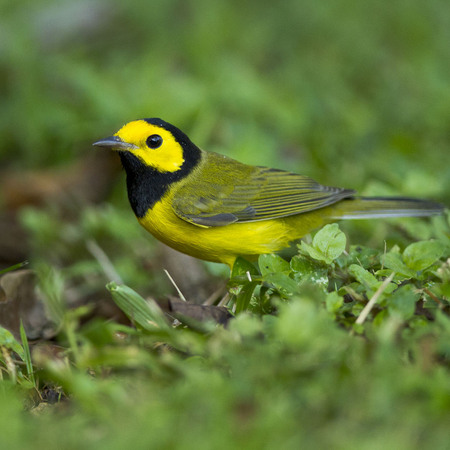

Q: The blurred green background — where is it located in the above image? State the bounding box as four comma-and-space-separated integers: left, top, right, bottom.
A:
2, 0, 449, 193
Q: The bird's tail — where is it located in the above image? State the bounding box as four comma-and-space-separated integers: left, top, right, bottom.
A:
328, 197, 444, 220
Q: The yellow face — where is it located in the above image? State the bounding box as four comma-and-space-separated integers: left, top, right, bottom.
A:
114, 120, 185, 173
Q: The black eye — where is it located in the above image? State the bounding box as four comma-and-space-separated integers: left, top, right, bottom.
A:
146, 134, 163, 149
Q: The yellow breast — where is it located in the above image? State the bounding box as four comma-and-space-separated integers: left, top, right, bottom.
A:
138, 191, 329, 267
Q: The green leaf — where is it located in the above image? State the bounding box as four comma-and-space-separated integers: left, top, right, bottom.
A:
403, 240, 444, 271
373, 309, 388, 327
262, 272, 299, 297
231, 257, 259, 278
290, 255, 329, 288
258, 254, 290, 275
381, 251, 416, 278
387, 285, 420, 320
299, 241, 325, 262
348, 264, 396, 294
0, 326, 24, 358
290, 255, 317, 276
440, 282, 450, 298
313, 224, 346, 261
346, 245, 379, 269
235, 282, 258, 313
348, 264, 381, 291
299, 224, 346, 264
107, 282, 171, 333
326, 291, 344, 314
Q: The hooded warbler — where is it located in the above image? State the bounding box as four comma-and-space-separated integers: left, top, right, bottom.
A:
93, 118, 444, 267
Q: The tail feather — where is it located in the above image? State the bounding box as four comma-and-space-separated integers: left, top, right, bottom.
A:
329, 197, 445, 220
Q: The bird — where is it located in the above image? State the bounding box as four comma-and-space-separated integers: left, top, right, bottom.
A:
93, 118, 444, 268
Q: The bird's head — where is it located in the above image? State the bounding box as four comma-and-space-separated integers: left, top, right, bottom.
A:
93, 118, 196, 173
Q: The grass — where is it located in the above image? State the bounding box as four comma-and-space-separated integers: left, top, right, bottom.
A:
1, 217, 449, 449
1, 0, 450, 448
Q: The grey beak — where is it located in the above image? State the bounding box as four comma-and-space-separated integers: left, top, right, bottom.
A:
92, 135, 138, 151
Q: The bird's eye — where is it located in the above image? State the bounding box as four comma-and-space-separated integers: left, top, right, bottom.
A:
146, 134, 163, 149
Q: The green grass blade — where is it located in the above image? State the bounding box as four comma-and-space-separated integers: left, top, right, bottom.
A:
106, 282, 172, 333
0, 261, 28, 276
19, 320, 35, 387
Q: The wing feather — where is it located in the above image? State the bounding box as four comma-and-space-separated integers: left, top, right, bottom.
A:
172, 152, 354, 227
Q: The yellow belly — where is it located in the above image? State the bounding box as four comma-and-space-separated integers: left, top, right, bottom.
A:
137, 194, 330, 267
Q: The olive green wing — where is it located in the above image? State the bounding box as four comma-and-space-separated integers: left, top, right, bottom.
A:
172, 152, 355, 227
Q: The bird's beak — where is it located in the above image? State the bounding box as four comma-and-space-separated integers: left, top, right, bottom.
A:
92, 135, 138, 151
